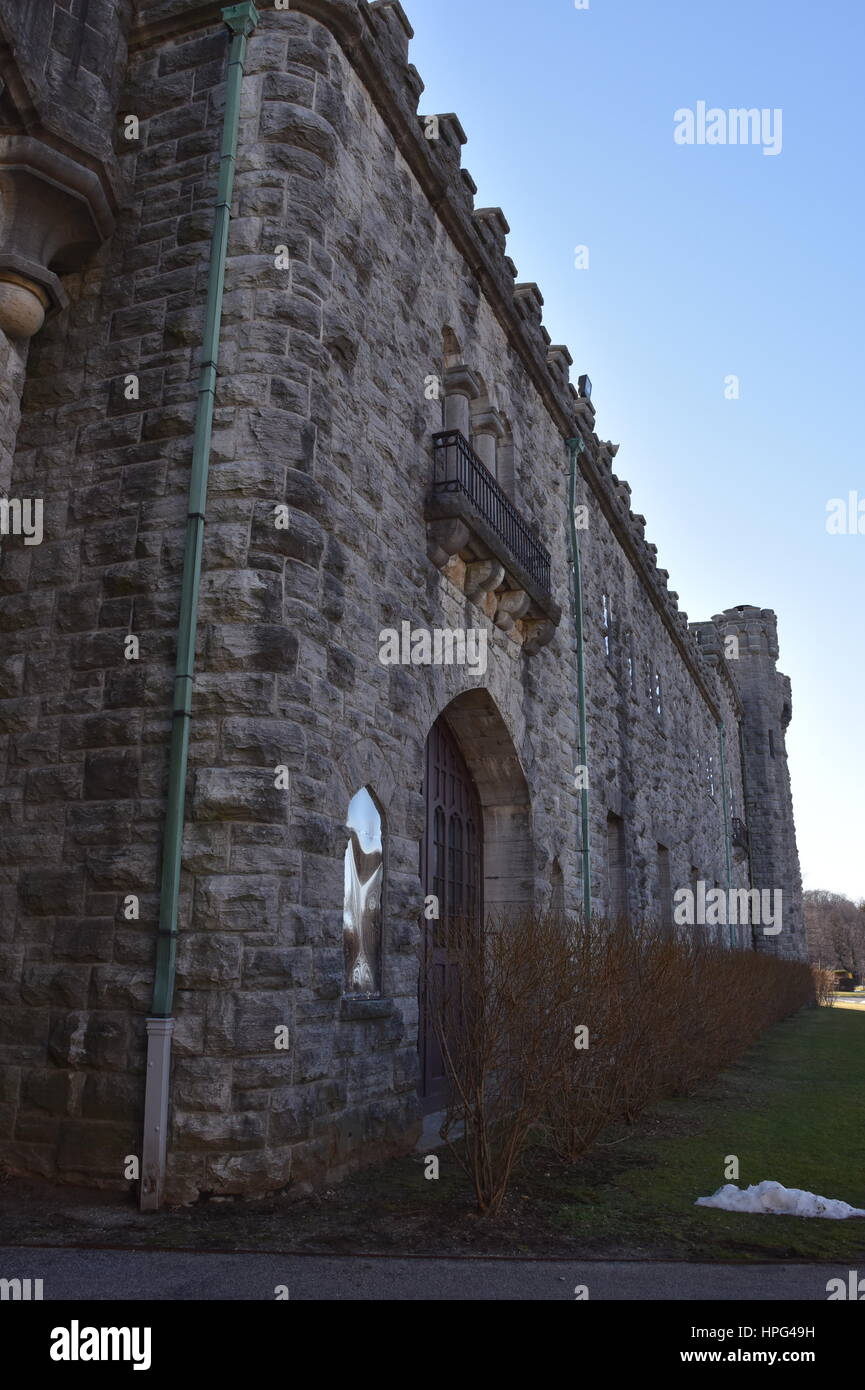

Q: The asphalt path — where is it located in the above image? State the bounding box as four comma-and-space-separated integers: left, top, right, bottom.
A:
0, 1245, 854, 1300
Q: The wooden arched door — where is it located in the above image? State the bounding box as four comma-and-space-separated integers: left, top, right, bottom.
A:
419, 715, 483, 1112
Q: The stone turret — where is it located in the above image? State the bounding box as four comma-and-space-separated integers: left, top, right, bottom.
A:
710, 606, 804, 958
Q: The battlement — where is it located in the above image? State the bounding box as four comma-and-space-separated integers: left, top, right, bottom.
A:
236, 0, 742, 719
10, 0, 750, 720
689, 620, 744, 718
711, 606, 781, 662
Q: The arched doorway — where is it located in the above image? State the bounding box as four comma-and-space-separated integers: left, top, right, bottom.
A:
419, 715, 483, 1113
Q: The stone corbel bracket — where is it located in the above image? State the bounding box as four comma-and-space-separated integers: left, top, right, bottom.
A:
425, 500, 562, 652
0, 134, 117, 332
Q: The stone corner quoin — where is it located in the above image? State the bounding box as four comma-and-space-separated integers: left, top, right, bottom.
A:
0, 0, 804, 1204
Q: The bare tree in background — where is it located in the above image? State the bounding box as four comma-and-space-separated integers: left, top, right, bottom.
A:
804, 890, 865, 985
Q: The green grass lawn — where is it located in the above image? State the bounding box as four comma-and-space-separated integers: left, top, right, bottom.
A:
544, 1004, 865, 1260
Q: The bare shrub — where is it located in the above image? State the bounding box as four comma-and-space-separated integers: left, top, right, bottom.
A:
424, 909, 815, 1215
811, 963, 837, 1006
431, 910, 575, 1215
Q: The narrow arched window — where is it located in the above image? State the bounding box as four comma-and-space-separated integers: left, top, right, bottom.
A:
497, 415, 516, 497
550, 859, 565, 914
606, 812, 628, 922
343, 787, 384, 996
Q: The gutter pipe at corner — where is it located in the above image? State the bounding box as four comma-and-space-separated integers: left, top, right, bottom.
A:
567, 436, 592, 922
139, 2, 260, 1212
718, 720, 735, 949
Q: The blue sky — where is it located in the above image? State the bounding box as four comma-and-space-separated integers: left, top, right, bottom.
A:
405, 0, 865, 902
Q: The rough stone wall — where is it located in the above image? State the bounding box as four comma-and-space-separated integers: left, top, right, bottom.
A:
0, 0, 804, 1200
0, 328, 28, 494
712, 607, 804, 958
574, 470, 749, 931
0, 11, 237, 1187
0, 0, 132, 168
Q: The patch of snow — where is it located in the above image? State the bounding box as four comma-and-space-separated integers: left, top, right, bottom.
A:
696, 1181, 865, 1219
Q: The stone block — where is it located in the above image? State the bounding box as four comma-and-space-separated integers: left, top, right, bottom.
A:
193, 768, 289, 824
173, 1058, 233, 1113
18, 869, 84, 915
173, 1110, 267, 1152
58, 1120, 134, 1174
205, 991, 293, 1056
221, 716, 305, 767
81, 1074, 143, 1122
268, 1087, 315, 1145
20, 1068, 75, 1116
90, 967, 153, 1011
20, 966, 91, 1010
258, 103, 337, 164
176, 934, 243, 989
193, 874, 282, 932
205, 1147, 293, 1194
48, 1012, 128, 1071
241, 947, 311, 991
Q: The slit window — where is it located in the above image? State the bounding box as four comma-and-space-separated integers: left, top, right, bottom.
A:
602, 593, 613, 659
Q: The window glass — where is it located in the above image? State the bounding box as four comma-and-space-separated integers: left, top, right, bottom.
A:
343, 788, 383, 995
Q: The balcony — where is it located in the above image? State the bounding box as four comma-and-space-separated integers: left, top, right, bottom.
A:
425, 430, 561, 652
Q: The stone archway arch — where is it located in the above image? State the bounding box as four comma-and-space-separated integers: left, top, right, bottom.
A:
332, 734, 398, 820
432, 687, 533, 915
418, 688, 533, 1111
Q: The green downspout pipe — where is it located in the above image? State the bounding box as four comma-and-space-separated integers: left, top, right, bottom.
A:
567, 436, 592, 921
718, 720, 735, 949
737, 719, 756, 950
140, 2, 260, 1211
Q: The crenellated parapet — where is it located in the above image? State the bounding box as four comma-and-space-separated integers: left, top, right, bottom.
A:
573, 420, 727, 717
36, 0, 741, 720
150, 0, 736, 720
689, 620, 744, 719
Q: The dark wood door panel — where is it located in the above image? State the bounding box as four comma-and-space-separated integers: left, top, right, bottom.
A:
419, 717, 483, 1112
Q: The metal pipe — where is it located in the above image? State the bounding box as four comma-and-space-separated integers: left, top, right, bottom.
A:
718, 720, 735, 948
737, 718, 757, 949
566, 436, 592, 921
140, 1, 260, 1212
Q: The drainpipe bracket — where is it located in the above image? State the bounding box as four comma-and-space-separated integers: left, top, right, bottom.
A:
222, 2, 260, 35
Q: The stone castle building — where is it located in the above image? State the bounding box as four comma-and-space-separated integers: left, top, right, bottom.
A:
0, 0, 804, 1204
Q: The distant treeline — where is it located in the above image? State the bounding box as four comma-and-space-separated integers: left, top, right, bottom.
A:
805, 890, 865, 985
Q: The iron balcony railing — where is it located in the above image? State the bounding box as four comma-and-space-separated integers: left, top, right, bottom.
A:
431, 430, 552, 595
